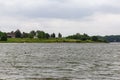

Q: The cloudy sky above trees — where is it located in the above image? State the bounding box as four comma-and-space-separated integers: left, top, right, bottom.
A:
0, 0, 120, 36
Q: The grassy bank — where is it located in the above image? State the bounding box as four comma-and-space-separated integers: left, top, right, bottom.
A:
7, 38, 82, 43
0, 38, 106, 43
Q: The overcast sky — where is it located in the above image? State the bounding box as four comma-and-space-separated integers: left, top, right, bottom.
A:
0, 0, 120, 36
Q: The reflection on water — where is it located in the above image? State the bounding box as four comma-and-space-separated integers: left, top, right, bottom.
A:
0, 43, 120, 80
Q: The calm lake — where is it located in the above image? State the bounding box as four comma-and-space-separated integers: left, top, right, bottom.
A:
0, 43, 120, 80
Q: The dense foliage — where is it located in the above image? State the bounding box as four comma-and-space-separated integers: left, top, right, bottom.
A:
104, 35, 120, 42
66, 33, 105, 42
8, 29, 61, 39
0, 31, 7, 41
15, 29, 22, 38
92, 35, 120, 42
1, 29, 120, 42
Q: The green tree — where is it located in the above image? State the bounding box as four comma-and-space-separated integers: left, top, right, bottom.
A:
91, 36, 98, 41
58, 33, 62, 38
1, 33, 7, 41
27, 30, 36, 38
51, 33, 56, 38
15, 29, 22, 38
22, 32, 29, 38
0, 32, 7, 41
28, 34, 34, 38
66, 33, 82, 40
66, 33, 91, 41
45, 33, 50, 39
30, 30, 36, 36
37, 30, 46, 39
81, 33, 90, 40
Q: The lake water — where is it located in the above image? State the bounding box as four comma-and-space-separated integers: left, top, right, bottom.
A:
0, 43, 120, 80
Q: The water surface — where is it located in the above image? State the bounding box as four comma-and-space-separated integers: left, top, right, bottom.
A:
0, 43, 120, 80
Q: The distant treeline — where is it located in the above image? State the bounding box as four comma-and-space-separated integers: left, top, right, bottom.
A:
11, 29, 62, 39
101, 35, 120, 42
67, 33, 120, 42
0, 29, 62, 41
66, 33, 106, 42
0, 29, 119, 42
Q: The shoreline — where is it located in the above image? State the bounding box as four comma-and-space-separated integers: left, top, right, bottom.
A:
0, 38, 107, 43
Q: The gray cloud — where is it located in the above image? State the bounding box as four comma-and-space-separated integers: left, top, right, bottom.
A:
0, 0, 120, 36
0, 0, 119, 19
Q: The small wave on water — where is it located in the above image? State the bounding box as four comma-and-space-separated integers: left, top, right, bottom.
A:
0, 43, 120, 80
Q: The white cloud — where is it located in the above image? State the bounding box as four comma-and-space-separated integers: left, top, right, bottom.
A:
0, 0, 119, 36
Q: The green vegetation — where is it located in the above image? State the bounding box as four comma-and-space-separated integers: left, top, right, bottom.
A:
66, 33, 106, 42
0, 38, 74, 43
15, 29, 22, 38
0, 29, 111, 43
0, 31, 7, 41
104, 35, 120, 42
90, 35, 120, 42
0, 38, 106, 43
1, 38, 101, 43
